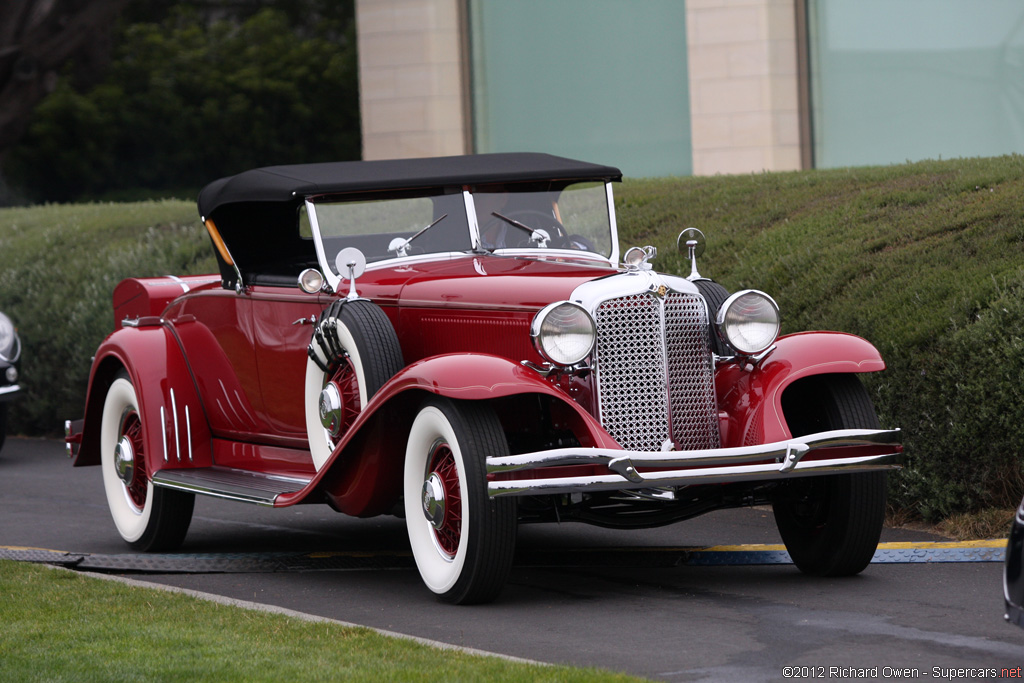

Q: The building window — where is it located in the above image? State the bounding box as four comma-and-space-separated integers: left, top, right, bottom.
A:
807, 0, 1024, 167
468, 0, 692, 177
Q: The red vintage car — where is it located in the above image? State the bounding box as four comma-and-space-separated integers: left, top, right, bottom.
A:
66, 153, 902, 604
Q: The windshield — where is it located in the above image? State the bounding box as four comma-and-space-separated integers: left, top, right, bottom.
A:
473, 181, 613, 257
307, 180, 615, 289
310, 190, 472, 276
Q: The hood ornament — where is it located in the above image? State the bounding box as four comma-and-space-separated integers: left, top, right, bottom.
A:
623, 245, 656, 271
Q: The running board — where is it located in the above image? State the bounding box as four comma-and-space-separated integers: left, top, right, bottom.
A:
152, 467, 311, 506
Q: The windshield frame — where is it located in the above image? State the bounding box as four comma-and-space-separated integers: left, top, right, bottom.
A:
468, 181, 619, 265
307, 181, 618, 292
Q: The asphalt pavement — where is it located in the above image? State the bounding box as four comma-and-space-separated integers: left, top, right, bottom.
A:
2, 437, 1020, 681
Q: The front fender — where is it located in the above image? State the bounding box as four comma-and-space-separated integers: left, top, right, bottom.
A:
716, 331, 886, 447
368, 352, 619, 448
74, 322, 212, 473
281, 353, 618, 513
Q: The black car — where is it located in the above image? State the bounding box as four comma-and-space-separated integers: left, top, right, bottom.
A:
0, 311, 21, 453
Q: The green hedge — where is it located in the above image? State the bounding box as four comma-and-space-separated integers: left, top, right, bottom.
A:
0, 200, 214, 435
2, 155, 1023, 521
614, 155, 1024, 520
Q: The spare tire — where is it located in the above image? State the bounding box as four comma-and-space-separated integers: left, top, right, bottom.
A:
304, 299, 404, 471
693, 279, 731, 356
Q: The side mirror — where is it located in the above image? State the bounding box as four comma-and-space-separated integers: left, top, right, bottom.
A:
335, 247, 367, 300
677, 228, 706, 280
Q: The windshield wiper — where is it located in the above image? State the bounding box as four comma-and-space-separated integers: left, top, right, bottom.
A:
491, 211, 550, 248
388, 213, 448, 257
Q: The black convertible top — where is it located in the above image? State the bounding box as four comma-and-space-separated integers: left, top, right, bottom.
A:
197, 153, 621, 290
197, 152, 622, 219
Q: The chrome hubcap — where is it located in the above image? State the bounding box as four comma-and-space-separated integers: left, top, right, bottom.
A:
422, 472, 446, 529
318, 382, 343, 436
114, 435, 134, 485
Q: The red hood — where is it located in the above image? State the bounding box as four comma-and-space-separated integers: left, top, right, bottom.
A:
361, 254, 618, 312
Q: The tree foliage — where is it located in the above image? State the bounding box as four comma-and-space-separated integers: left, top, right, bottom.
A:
4, 2, 359, 203
0, 0, 133, 203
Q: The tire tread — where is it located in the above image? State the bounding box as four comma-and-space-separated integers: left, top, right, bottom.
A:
773, 374, 887, 577
331, 300, 404, 395
693, 279, 731, 356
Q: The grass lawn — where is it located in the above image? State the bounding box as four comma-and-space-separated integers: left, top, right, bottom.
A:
0, 560, 644, 682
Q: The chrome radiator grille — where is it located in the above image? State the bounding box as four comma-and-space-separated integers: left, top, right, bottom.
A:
593, 291, 720, 452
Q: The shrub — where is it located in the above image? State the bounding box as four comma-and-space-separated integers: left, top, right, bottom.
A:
0, 200, 215, 434
614, 155, 1024, 521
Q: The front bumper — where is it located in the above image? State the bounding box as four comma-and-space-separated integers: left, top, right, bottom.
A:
486, 428, 902, 497
0, 384, 21, 403
1004, 498, 1024, 628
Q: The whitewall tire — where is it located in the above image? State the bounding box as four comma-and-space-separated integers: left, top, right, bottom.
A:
403, 398, 516, 604
100, 372, 193, 551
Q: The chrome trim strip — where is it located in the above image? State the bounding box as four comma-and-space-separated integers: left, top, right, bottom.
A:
0, 384, 21, 399
605, 182, 620, 265
186, 405, 192, 462
464, 188, 480, 250
486, 428, 902, 497
170, 388, 180, 461
657, 292, 673, 442
306, 199, 336, 292
161, 406, 168, 462
165, 275, 190, 294
152, 468, 311, 506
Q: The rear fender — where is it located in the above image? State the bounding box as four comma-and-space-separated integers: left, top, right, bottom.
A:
284, 353, 619, 514
716, 331, 886, 447
112, 275, 218, 327
74, 323, 212, 473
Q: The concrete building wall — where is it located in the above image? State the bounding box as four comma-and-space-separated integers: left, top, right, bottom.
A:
685, 0, 802, 175
356, 0, 469, 160
356, 0, 803, 175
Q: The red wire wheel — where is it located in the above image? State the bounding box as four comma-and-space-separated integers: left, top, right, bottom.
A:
426, 440, 463, 558
119, 410, 148, 510
404, 398, 517, 604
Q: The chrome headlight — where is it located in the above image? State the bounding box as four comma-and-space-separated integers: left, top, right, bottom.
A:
298, 268, 325, 294
0, 312, 17, 362
531, 302, 596, 366
716, 290, 780, 355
